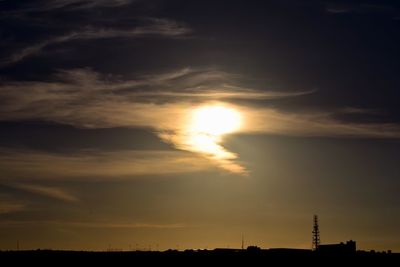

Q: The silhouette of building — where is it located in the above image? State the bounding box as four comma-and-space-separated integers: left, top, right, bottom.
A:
246, 246, 261, 252
318, 240, 356, 254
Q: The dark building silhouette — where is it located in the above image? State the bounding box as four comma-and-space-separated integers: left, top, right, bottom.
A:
246, 246, 261, 252
318, 240, 356, 254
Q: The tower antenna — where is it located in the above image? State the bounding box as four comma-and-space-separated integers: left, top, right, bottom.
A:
241, 234, 244, 250
312, 215, 320, 251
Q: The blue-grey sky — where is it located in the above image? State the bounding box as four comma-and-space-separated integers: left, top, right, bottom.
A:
0, 0, 399, 251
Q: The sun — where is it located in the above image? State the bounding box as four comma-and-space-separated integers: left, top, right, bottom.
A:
190, 105, 242, 136
178, 104, 245, 173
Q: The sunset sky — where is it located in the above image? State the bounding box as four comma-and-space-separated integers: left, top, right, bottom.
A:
0, 0, 400, 251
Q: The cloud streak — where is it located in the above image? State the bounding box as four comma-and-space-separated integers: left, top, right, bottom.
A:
3, 0, 133, 14
0, 194, 26, 214
0, 68, 399, 174
0, 149, 213, 181
325, 2, 400, 16
5, 183, 79, 203
33, 0, 133, 11
0, 202, 25, 214
0, 220, 187, 229
246, 108, 400, 138
0, 68, 313, 173
0, 18, 190, 66
0, 68, 312, 128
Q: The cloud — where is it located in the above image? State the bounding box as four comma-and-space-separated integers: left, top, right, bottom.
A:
0, 220, 187, 229
0, 68, 311, 128
0, 195, 25, 214
325, 2, 400, 16
0, 149, 213, 181
0, 68, 312, 174
0, 203, 25, 214
1, 68, 400, 174
40, 0, 132, 11
5, 0, 133, 13
5, 183, 79, 203
245, 108, 400, 138
0, 18, 191, 66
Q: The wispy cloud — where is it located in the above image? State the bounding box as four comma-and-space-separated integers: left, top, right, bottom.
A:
0, 195, 26, 214
246, 107, 400, 138
5, 0, 133, 13
0, 203, 25, 214
0, 68, 311, 128
40, 0, 133, 11
1, 68, 399, 174
0, 220, 187, 229
0, 149, 213, 181
325, 2, 400, 16
5, 183, 79, 203
0, 18, 191, 66
0, 68, 312, 174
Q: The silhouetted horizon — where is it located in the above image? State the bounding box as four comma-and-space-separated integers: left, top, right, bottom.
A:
1, 247, 399, 266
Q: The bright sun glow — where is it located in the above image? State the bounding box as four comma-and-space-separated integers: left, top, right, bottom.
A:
190, 105, 241, 135
179, 104, 245, 174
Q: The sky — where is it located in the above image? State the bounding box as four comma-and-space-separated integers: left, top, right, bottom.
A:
0, 0, 400, 252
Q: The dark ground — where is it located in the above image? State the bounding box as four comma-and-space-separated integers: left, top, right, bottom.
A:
1, 249, 398, 265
